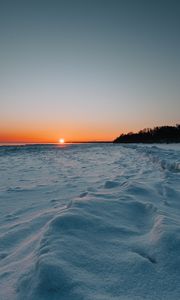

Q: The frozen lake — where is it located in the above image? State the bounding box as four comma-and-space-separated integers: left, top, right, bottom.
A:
0, 143, 180, 300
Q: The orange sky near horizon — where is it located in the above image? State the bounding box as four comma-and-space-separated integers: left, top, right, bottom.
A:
0, 131, 116, 143
0, 115, 141, 143
0, 125, 123, 143
1, 119, 178, 144
0, 117, 146, 143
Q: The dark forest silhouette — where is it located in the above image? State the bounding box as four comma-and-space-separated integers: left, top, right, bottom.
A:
114, 125, 180, 143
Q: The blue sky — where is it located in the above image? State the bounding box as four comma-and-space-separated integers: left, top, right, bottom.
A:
1, 0, 180, 142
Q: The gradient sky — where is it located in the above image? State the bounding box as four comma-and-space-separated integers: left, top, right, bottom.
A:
1, 0, 180, 143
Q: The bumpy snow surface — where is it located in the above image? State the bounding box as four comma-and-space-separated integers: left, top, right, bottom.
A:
0, 143, 180, 300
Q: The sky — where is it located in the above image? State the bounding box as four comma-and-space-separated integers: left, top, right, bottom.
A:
0, 0, 180, 143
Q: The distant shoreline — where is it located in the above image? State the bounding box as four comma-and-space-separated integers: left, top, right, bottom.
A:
114, 125, 180, 144
114, 141, 180, 144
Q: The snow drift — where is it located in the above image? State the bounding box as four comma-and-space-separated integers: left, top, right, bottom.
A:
0, 143, 180, 299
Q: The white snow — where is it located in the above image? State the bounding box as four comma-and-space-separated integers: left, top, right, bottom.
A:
0, 143, 180, 300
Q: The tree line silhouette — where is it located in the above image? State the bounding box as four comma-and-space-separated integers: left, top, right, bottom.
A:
114, 124, 180, 143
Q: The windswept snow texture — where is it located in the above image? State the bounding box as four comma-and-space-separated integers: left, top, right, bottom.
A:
0, 143, 180, 300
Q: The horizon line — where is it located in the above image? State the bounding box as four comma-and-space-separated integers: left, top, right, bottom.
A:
0, 140, 113, 145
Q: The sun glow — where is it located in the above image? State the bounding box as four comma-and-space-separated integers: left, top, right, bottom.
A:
59, 138, 65, 144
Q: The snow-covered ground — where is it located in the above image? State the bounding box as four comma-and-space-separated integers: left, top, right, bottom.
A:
0, 143, 180, 300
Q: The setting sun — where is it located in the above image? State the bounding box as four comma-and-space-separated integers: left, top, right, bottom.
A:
59, 138, 65, 144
